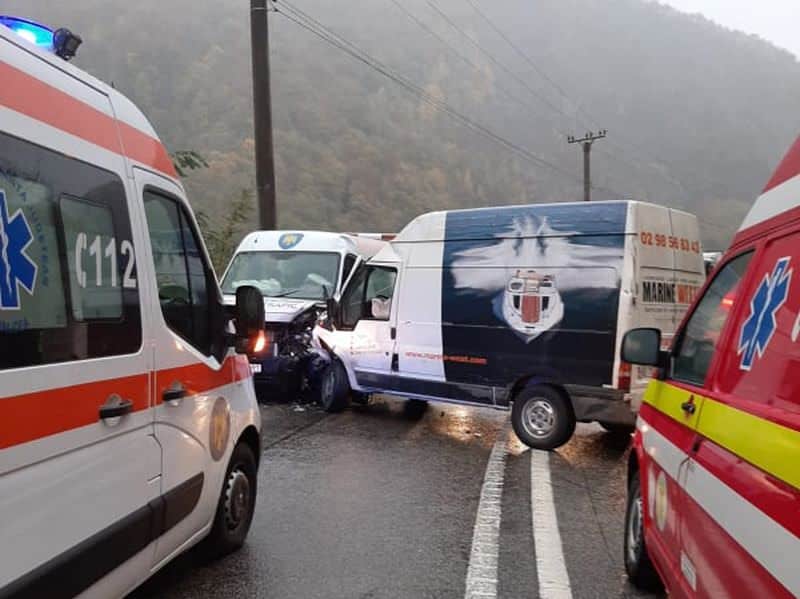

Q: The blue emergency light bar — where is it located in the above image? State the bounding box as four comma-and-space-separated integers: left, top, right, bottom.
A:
0, 16, 54, 48
0, 15, 81, 60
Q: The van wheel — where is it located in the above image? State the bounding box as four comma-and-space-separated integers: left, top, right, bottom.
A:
318, 359, 350, 413
200, 442, 257, 560
624, 472, 662, 591
403, 399, 429, 420
511, 386, 575, 450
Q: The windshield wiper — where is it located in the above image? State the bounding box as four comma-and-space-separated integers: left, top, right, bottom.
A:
268, 287, 303, 298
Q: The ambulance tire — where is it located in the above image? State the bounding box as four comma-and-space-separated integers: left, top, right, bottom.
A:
624, 472, 662, 591
511, 385, 575, 450
200, 442, 258, 560
319, 359, 350, 413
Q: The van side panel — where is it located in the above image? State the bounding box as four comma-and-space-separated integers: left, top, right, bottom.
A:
395, 212, 447, 380
439, 203, 627, 389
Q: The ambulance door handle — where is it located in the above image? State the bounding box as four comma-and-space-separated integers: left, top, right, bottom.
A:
163, 384, 187, 405
99, 395, 134, 420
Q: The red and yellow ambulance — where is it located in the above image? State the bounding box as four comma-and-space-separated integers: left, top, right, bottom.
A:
621, 134, 800, 597
0, 16, 265, 597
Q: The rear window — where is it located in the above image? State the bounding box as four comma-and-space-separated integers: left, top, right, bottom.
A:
0, 132, 141, 370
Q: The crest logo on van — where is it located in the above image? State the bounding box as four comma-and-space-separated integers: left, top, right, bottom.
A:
279, 233, 303, 249
0, 190, 37, 310
738, 256, 792, 370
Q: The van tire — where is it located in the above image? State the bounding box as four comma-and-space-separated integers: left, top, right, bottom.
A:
319, 359, 350, 413
624, 472, 662, 591
511, 385, 575, 450
403, 399, 429, 420
200, 442, 258, 560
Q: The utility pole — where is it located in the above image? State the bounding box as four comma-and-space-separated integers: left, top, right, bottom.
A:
567, 130, 607, 202
251, 0, 277, 229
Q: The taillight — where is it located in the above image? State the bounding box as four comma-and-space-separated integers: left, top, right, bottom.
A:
618, 361, 632, 392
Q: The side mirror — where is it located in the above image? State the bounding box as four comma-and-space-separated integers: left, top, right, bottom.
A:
621, 327, 663, 366
234, 285, 265, 354
325, 296, 340, 329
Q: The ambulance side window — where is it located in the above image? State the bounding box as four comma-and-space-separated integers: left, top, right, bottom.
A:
671, 251, 753, 386
0, 132, 142, 371
144, 190, 218, 357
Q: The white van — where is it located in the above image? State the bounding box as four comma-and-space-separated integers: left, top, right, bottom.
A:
0, 16, 265, 597
317, 200, 705, 449
220, 230, 386, 399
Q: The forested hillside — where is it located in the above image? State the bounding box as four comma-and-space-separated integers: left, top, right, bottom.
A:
8, 0, 800, 253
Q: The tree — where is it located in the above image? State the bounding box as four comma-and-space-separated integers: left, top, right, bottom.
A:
197, 189, 254, 273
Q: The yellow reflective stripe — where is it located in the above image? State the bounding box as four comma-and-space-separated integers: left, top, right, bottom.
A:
643, 380, 800, 491
698, 397, 800, 491
642, 379, 702, 430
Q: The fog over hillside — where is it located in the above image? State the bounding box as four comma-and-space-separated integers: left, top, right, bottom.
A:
8, 0, 800, 249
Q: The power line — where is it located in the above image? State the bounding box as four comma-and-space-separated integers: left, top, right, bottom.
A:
274, 2, 734, 238
423, 0, 574, 131
276, 1, 584, 185
384, 0, 566, 138
462, 0, 574, 115
458, 0, 738, 198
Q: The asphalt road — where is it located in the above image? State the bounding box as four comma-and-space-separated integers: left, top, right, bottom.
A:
132, 397, 663, 599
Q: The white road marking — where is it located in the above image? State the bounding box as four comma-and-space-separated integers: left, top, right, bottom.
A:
464, 421, 509, 599
531, 450, 573, 599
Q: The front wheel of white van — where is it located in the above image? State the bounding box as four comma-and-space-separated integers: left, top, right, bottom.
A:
200, 442, 258, 560
318, 359, 350, 413
511, 386, 575, 450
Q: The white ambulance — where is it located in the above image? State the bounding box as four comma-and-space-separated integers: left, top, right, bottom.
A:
0, 16, 265, 597
317, 200, 705, 449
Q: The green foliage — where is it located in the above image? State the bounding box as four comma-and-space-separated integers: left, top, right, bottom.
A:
196, 189, 255, 273
10, 0, 800, 251
170, 150, 209, 177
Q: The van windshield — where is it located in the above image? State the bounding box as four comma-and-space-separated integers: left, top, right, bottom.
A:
221, 251, 340, 300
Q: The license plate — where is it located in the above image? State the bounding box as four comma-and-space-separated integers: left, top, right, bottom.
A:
250, 363, 262, 374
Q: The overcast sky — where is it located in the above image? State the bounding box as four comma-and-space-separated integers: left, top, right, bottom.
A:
659, 0, 799, 58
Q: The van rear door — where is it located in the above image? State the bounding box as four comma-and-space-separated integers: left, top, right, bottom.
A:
630, 204, 704, 394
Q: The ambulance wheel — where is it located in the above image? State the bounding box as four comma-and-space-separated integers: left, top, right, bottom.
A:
201, 442, 258, 560
624, 472, 662, 591
319, 359, 350, 413
511, 386, 575, 450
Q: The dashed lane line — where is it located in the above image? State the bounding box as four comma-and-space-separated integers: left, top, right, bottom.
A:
531, 449, 573, 599
464, 420, 509, 599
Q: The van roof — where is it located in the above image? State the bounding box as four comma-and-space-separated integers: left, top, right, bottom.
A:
392, 200, 691, 243
235, 230, 387, 258
0, 24, 178, 181
738, 135, 800, 239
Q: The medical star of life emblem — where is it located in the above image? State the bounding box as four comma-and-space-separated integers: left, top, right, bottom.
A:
0, 189, 37, 310
738, 256, 792, 370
